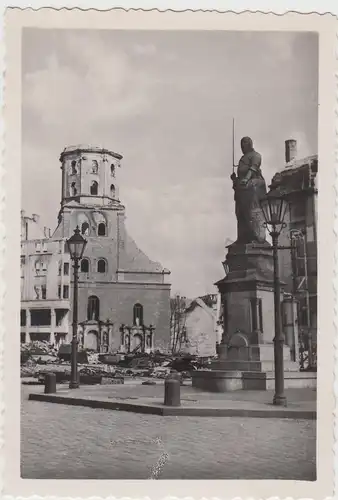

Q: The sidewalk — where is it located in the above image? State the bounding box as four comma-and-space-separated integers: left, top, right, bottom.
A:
28, 380, 316, 419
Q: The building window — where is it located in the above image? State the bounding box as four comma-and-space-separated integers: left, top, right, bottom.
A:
35, 242, 41, 253
258, 299, 263, 332
30, 309, 51, 327
250, 298, 263, 332
20, 332, 26, 344
81, 258, 89, 273
63, 285, 69, 299
41, 285, 47, 300
70, 182, 77, 196
58, 285, 61, 299
55, 309, 68, 327
70, 160, 77, 175
90, 181, 98, 195
111, 164, 115, 177
20, 309, 26, 327
97, 259, 106, 273
63, 262, 70, 276
35, 259, 41, 275
21, 256, 25, 277
91, 160, 99, 174
98, 223, 106, 236
42, 242, 47, 252
110, 184, 116, 198
87, 295, 100, 321
133, 303, 144, 326
81, 222, 89, 236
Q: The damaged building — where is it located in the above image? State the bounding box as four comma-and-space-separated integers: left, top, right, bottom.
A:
271, 139, 318, 340
21, 145, 171, 352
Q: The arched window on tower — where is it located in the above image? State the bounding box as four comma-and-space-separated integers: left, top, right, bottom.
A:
111, 164, 115, 177
98, 223, 106, 236
70, 182, 77, 196
81, 258, 89, 273
110, 184, 116, 198
81, 222, 89, 236
133, 303, 144, 326
91, 160, 99, 174
87, 295, 100, 321
70, 160, 77, 175
90, 181, 98, 195
97, 259, 106, 273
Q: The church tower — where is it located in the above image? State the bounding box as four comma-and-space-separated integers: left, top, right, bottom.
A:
52, 145, 171, 353
60, 145, 122, 211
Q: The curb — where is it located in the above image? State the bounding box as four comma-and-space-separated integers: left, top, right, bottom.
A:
28, 393, 316, 420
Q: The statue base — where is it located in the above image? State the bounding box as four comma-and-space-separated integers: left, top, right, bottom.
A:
223, 241, 274, 282
191, 369, 317, 392
216, 241, 280, 345
190, 240, 317, 392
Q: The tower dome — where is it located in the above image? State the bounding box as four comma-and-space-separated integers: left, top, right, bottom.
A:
59, 145, 123, 207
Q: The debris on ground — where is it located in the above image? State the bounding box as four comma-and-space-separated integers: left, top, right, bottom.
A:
21, 342, 212, 384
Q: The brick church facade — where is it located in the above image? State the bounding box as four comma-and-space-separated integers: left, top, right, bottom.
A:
21, 145, 171, 352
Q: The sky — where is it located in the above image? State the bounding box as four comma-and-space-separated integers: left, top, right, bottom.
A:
21, 29, 318, 298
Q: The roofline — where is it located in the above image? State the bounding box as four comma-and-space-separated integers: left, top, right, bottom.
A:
59, 146, 123, 162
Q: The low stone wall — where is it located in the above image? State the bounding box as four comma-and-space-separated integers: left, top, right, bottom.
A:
192, 369, 317, 392
191, 370, 243, 392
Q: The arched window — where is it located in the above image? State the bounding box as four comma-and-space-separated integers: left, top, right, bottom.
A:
111, 164, 115, 177
70, 182, 77, 196
98, 223, 106, 236
90, 181, 98, 195
70, 160, 77, 175
133, 303, 144, 326
97, 259, 106, 273
87, 295, 100, 321
81, 222, 89, 236
91, 160, 99, 174
81, 258, 89, 273
110, 184, 116, 198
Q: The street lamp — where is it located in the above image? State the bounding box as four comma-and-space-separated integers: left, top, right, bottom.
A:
260, 190, 289, 406
222, 260, 230, 275
66, 226, 87, 389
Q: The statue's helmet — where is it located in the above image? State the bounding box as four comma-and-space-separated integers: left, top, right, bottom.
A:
240, 136, 253, 154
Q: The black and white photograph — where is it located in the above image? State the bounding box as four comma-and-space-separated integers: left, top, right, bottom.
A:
3, 7, 335, 496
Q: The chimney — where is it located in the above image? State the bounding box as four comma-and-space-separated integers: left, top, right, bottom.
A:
32, 213, 40, 223
285, 139, 297, 164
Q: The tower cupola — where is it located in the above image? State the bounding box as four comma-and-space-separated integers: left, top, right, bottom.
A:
59, 145, 123, 207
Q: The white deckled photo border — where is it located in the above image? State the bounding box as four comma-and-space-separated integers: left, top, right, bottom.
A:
1, 6, 337, 500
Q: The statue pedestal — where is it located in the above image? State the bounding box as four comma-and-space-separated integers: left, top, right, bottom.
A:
217, 242, 278, 346
191, 242, 317, 391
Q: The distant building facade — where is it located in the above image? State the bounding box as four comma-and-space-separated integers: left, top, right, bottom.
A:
271, 139, 318, 337
21, 145, 171, 352
181, 294, 219, 357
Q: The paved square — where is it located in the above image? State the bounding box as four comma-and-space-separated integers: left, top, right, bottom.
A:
21, 385, 316, 480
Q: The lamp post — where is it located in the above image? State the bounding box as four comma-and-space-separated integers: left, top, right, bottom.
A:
260, 191, 289, 406
66, 226, 87, 389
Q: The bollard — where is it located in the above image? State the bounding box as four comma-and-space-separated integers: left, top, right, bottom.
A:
164, 377, 181, 406
44, 373, 57, 394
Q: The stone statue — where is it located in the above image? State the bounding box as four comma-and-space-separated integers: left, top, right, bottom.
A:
230, 137, 267, 244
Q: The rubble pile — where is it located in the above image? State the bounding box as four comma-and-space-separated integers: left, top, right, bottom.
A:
21, 342, 212, 384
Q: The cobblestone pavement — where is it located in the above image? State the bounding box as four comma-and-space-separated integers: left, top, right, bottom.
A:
21, 385, 316, 480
